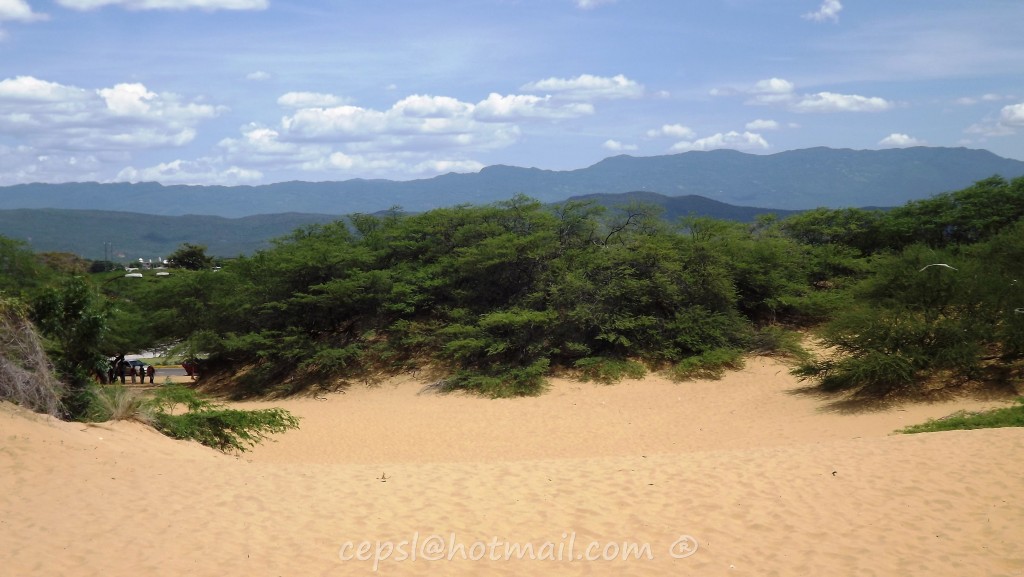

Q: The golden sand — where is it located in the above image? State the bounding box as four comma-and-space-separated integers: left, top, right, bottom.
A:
2, 356, 1022, 576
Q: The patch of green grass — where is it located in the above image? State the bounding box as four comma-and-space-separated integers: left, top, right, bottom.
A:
668, 348, 745, 381
573, 357, 647, 384
898, 398, 1024, 434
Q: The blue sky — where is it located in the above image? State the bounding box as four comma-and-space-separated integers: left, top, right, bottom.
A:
1, 0, 1022, 185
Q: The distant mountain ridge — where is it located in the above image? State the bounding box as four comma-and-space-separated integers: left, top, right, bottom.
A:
1, 147, 1021, 218
0, 193, 794, 260
0, 209, 341, 261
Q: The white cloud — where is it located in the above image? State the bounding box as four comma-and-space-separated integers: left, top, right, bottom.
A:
745, 119, 779, 131
741, 78, 891, 113
277, 91, 347, 108
963, 101, 1024, 137
791, 92, 893, 113
0, 75, 87, 101
0, 76, 221, 151
521, 74, 644, 100
56, 0, 267, 10
98, 83, 158, 116
474, 93, 593, 120
878, 133, 924, 147
411, 159, 484, 175
748, 77, 795, 105
646, 123, 696, 139
574, 0, 616, 9
246, 70, 271, 81
278, 94, 522, 153
670, 131, 769, 153
393, 94, 474, 118
0, 0, 48, 22
603, 139, 637, 152
0, 144, 104, 185
1000, 102, 1024, 127
215, 94, 517, 181
802, 0, 842, 23
116, 158, 262, 185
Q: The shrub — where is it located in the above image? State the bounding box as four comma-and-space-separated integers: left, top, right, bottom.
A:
668, 348, 745, 381
441, 358, 550, 398
795, 350, 916, 396
898, 398, 1024, 433
749, 325, 811, 362
573, 357, 647, 384
86, 384, 151, 423
147, 384, 299, 452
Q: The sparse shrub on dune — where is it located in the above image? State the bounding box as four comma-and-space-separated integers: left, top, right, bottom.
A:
668, 348, 745, 381
572, 357, 647, 384
146, 384, 299, 452
86, 383, 152, 424
898, 398, 1024, 433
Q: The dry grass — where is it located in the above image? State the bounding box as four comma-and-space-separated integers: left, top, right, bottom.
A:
0, 298, 66, 417
88, 385, 154, 424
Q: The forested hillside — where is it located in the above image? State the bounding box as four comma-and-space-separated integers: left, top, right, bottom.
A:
3, 176, 1022, 415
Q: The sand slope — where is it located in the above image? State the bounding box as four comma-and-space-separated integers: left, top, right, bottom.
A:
2, 356, 1022, 576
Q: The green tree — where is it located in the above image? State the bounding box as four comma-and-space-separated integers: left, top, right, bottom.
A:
31, 277, 110, 417
167, 243, 214, 270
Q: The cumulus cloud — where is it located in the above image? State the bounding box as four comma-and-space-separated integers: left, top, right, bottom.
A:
603, 139, 637, 152
277, 93, 530, 152
0, 0, 48, 22
670, 131, 769, 153
646, 123, 696, 139
277, 91, 348, 108
521, 74, 644, 100
475, 93, 594, 120
791, 92, 893, 113
963, 101, 1024, 138
411, 158, 485, 175
116, 158, 262, 185
802, 0, 842, 23
0, 144, 105, 185
878, 133, 925, 147
55, 0, 267, 10
1000, 102, 1024, 126
745, 119, 780, 131
246, 70, 271, 81
0, 76, 221, 151
216, 93, 524, 181
741, 78, 892, 113
748, 77, 796, 105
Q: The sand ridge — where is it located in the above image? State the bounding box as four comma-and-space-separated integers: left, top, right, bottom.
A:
2, 356, 1022, 576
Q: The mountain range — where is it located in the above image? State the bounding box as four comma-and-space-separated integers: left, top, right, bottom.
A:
2, 146, 1023, 260
0, 194, 800, 261
2, 147, 1022, 219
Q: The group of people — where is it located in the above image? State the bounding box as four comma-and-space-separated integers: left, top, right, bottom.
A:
107, 355, 155, 384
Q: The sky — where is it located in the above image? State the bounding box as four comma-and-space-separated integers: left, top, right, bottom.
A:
0, 0, 1023, 186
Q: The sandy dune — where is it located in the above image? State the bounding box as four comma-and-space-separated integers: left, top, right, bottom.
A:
2, 356, 1022, 576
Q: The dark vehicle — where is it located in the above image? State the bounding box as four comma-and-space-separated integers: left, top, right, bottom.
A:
127, 360, 149, 374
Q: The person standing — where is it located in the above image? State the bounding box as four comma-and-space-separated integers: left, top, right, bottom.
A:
147, 364, 156, 384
